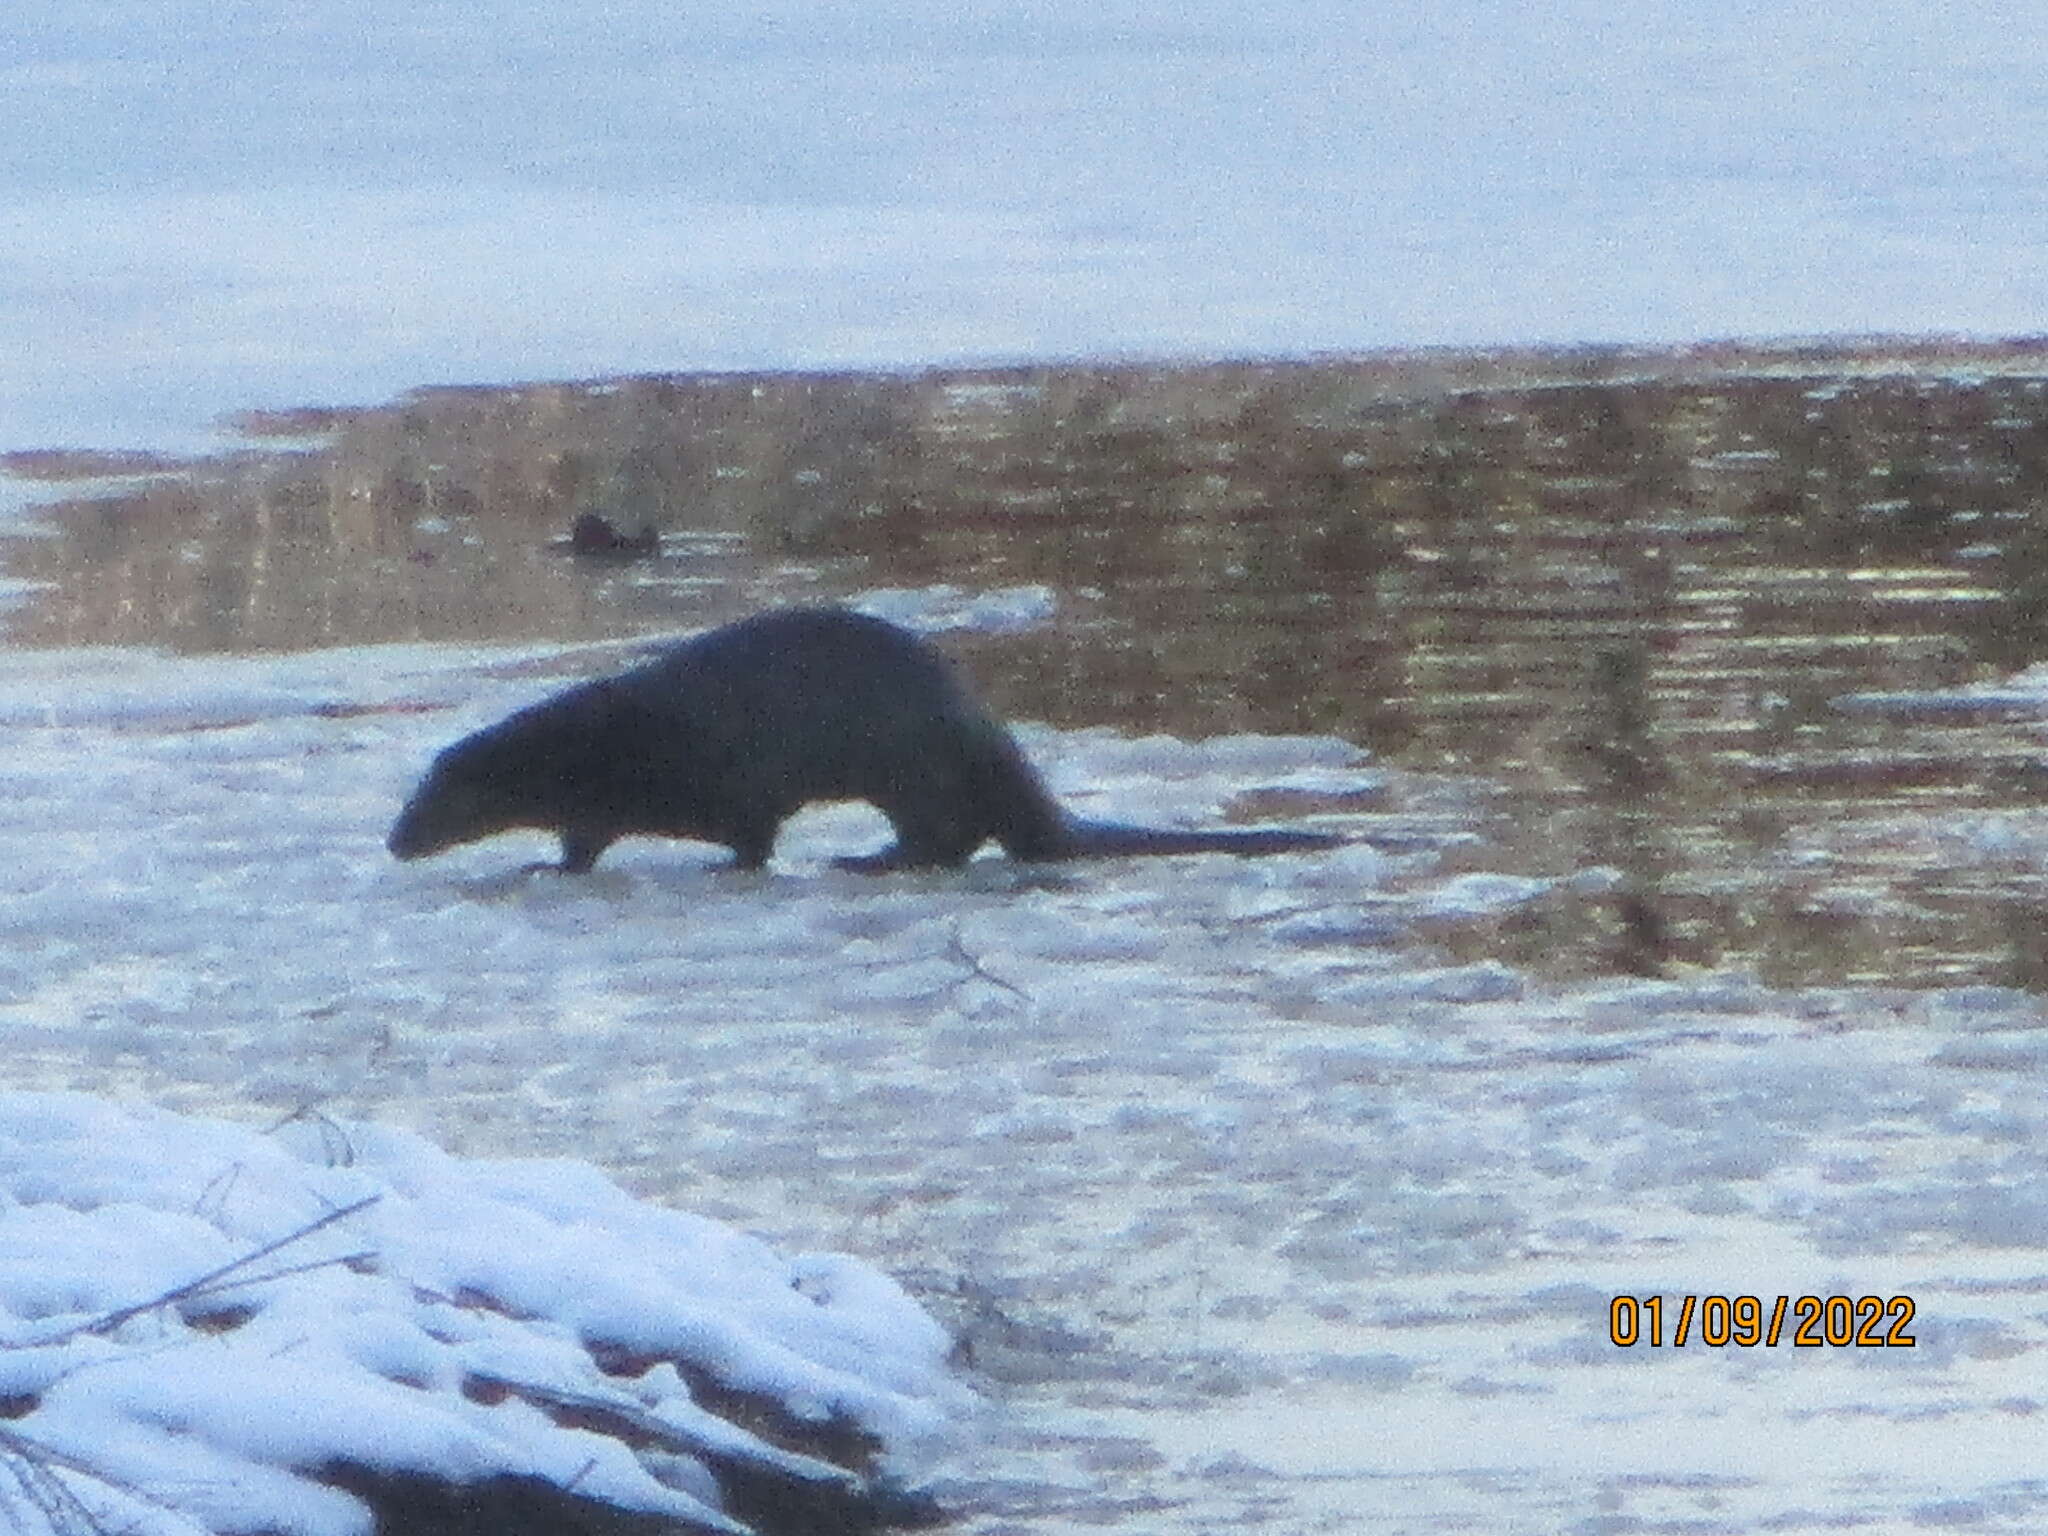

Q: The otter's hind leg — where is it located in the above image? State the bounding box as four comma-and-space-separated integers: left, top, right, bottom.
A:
559, 828, 616, 873
834, 796, 988, 874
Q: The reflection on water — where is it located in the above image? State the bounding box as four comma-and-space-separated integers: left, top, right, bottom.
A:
10, 340, 2048, 989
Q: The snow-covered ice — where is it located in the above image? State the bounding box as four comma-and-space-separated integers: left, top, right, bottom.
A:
4, 2, 2048, 453
3, 631, 2048, 1531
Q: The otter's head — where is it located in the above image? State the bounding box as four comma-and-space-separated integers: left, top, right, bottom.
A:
387, 730, 527, 861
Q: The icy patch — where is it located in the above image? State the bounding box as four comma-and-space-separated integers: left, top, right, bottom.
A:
1020, 724, 1372, 831
1410, 871, 1552, 920
1321, 959, 1524, 1005
1835, 659, 2048, 720
0, 1092, 965, 1536
849, 584, 1059, 634
20, 638, 2048, 1530
0, 641, 589, 732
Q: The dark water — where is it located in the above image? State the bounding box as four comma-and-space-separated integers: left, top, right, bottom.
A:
10, 343, 2048, 988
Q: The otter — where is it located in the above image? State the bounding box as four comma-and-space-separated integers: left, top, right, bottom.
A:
388, 606, 1341, 874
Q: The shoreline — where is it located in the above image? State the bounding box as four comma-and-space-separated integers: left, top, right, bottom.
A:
9, 331, 2048, 479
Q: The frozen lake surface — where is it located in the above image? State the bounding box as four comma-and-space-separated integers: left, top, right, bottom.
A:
4, 610, 2048, 1532
5, 0, 2048, 451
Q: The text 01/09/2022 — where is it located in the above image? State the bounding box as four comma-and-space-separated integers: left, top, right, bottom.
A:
1609, 1294, 1915, 1348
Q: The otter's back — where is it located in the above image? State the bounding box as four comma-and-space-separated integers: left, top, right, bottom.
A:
620, 608, 1069, 855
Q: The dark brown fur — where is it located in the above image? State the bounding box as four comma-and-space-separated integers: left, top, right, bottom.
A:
388, 607, 1340, 874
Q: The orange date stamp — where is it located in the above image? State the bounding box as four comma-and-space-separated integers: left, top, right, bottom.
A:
1609, 1294, 1916, 1348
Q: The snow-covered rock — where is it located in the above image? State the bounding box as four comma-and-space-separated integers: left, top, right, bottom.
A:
0, 1092, 967, 1536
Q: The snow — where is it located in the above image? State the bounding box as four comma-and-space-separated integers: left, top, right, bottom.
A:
0, 1092, 963, 1536
3, 624, 2048, 1530
4, 2, 2048, 453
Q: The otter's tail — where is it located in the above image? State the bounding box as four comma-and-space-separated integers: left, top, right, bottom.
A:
1060, 817, 1341, 859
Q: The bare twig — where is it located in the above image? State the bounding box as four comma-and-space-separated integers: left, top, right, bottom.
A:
0, 1422, 171, 1536
29, 1195, 382, 1347
180, 1248, 380, 1300
190, 1162, 243, 1223
942, 922, 1027, 1001
263, 1104, 357, 1167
